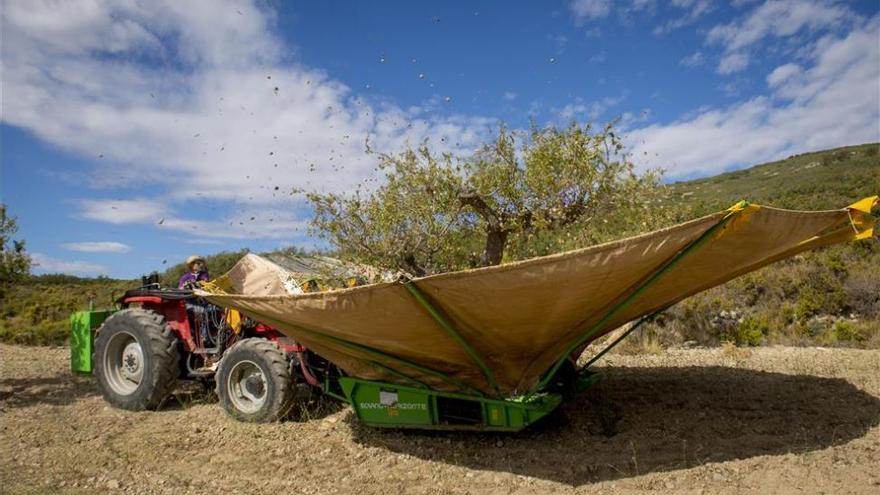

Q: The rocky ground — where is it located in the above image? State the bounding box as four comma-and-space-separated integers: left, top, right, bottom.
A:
1, 343, 879, 494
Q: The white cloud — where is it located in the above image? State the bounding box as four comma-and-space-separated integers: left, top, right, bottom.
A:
766, 63, 802, 87
706, 0, 856, 73
63, 241, 131, 253
680, 51, 705, 68
1, 1, 493, 232
557, 93, 628, 121
551, 34, 569, 54
653, 0, 713, 35
570, 0, 611, 24
77, 198, 308, 240
503, 91, 518, 101
708, 0, 853, 51
31, 253, 108, 276
731, 0, 761, 7
717, 52, 749, 74
588, 51, 607, 63
629, 16, 880, 178
582, 27, 602, 38
78, 199, 168, 224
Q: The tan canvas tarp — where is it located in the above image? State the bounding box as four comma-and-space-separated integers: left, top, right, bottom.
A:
199, 198, 877, 396
212, 253, 299, 296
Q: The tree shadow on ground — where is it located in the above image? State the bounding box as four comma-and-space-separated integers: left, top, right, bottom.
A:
160, 380, 342, 422
0, 373, 97, 409
0, 373, 341, 422
349, 366, 880, 486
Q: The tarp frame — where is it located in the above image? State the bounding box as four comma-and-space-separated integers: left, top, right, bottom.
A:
401, 278, 502, 396
200, 197, 877, 401
579, 311, 658, 370
277, 319, 486, 396
529, 202, 746, 396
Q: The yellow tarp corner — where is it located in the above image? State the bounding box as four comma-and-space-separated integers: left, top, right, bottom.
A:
847, 196, 879, 213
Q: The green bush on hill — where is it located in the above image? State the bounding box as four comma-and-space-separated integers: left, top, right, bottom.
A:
0, 276, 133, 345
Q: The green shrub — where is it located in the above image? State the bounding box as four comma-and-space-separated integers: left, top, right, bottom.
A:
726, 314, 769, 346
832, 320, 863, 342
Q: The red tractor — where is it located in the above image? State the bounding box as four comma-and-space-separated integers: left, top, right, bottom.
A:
87, 278, 339, 422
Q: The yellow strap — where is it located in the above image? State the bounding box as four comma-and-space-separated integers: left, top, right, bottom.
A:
726, 200, 749, 213
226, 309, 242, 333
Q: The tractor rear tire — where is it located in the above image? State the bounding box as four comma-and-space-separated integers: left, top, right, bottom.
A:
216, 338, 294, 423
93, 308, 179, 410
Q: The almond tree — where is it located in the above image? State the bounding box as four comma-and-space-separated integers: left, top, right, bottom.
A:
307, 122, 666, 276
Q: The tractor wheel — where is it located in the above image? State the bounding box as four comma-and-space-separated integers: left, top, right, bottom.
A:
93, 308, 179, 410
215, 338, 294, 423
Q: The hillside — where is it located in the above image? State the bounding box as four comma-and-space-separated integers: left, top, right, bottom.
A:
661, 142, 879, 214
0, 276, 134, 345
1, 143, 877, 346
625, 142, 880, 350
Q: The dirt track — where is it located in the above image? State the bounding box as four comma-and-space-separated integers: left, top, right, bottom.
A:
1, 344, 879, 494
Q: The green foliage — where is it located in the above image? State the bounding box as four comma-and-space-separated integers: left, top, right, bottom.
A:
0, 278, 133, 345
637, 241, 880, 349
0, 204, 31, 292
307, 144, 466, 276
658, 143, 880, 215
832, 320, 863, 342
307, 122, 666, 275
728, 314, 769, 346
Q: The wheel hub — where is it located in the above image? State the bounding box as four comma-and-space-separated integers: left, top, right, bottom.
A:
227, 360, 267, 413
104, 332, 144, 395
122, 344, 142, 376
244, 375, 265, 397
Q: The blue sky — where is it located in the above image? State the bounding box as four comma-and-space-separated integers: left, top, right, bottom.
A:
1, 0, 878, 278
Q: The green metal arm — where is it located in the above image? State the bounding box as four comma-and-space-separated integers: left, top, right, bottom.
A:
579, 311, 657, 370
401, 278, 502, 396
367, 360, 430, 389
529, 206, 744, 395
278, 319, 486, 396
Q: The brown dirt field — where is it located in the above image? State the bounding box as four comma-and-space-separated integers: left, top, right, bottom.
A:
1, 343, 879, 494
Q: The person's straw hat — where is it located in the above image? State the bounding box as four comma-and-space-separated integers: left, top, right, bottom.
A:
186, 255, 206, 268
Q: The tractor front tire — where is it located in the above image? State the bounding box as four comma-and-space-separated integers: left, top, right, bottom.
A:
216, 338, 294, 423
93, 308, 179, 410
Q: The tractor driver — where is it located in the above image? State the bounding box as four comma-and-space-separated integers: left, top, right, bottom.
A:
178, 255, 210, 289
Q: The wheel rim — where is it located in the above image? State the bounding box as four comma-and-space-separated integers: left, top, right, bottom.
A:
104, 331, 144, 395
227, 360, 267, 414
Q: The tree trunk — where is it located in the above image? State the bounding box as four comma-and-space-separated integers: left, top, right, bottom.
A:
482, 228, 508, 266
458, 189, 513, 267
400, 253, 426, 277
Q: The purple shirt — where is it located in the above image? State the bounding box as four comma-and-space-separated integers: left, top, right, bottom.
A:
178, 271, 209, 289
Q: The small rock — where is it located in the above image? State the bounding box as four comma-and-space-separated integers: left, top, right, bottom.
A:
107, 479, 120, 489
495, 440, 504, 447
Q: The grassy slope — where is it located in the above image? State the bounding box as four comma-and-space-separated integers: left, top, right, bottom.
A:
661, 142, 879, 213
0, 277, 134, 345
1, 143, 878, 346
625, 143, 880, 350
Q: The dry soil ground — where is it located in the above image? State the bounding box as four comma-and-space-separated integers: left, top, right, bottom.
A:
1, 343, 879, 494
